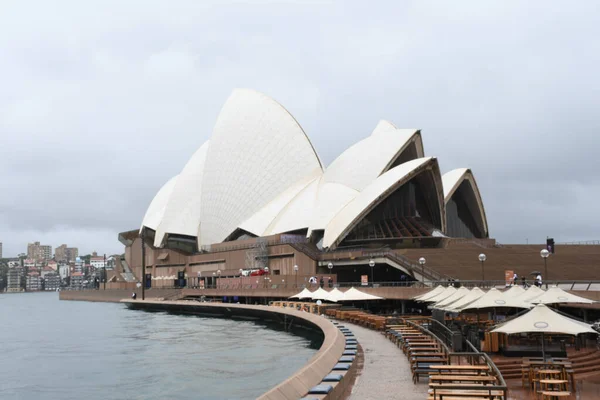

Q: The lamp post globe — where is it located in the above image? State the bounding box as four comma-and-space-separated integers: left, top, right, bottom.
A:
368, 259, 375, 286
418, 257, 426, 285
478, 253, 486, 283
263, 266, 269, 288
136, 282, 141, 289
540, 249, 550, 288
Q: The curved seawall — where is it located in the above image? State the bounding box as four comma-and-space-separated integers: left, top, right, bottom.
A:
123, 300, 352, 400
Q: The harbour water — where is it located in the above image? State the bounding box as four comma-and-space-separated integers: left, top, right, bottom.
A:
0, 292, 320, 400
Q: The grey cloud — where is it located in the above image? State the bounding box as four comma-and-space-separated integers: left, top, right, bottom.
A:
1, 0, 599, 256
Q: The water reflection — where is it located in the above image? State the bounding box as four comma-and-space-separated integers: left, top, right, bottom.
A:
0, 292, 319, 400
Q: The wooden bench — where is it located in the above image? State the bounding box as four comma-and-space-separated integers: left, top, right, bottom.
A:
540, 391, 571, 399
428, 389, 504, 399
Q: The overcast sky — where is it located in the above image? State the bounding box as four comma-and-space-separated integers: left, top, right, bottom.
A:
1, 1, 599, 257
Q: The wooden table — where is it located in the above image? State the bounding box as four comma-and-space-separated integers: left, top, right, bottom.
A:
429, 375, 496, 383
429, 365, 490, 375
540, 379, 568, 392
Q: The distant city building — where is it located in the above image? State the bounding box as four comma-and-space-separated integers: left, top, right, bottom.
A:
90, 256, 105, 270
70, 272, 84, 289
26, 273, 41, 291
27, 242, 52, 262
24, 259, 41, 269
58, 264, 70, 280
0, 242, 3, 258
55, 244, 79, 262
73, 257, 84, 274
43, 272, 61, 291
7, 267, 23, 292
41, 266, 55, 278
47, 260, 58, 271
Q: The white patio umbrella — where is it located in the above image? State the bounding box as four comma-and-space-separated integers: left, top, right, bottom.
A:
492, 304, 597, 359
503, 285, 526, 298
433, 287, 470, 310
516, 285, 545, 303
529, 286, 595, 305
326, 287, 346, 302
413, 285, 445, 301
289, 288, 314, 299
311, 287, 333, 301
423, 286, 457, 303
459, 288, 532, 311
445, 287, 486, 312
339, 287, 384, 301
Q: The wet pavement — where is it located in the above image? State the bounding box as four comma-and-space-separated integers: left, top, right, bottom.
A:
343, 322, 428, 400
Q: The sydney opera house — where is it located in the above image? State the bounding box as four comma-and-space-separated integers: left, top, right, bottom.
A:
118, 89, 491, 288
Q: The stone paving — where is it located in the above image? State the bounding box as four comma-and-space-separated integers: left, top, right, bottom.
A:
345, 322, 428, 400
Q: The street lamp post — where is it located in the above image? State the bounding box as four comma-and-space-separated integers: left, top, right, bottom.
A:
479, 253, 487, 283
217, 269, 221, 290
418, 257, 426, 285
540, 249, 550, 289
239, 268, 243, 291
103, 253, 106, 290
140, 230, 146, 300
264, 267, 269, 288
293, 264, 299, 288
212, 272, 216, 289
136, 281, 141, 300
369, 259, 375, 287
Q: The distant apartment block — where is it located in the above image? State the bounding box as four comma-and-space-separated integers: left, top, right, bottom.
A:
0, 242, 3, 258
70, 272, 84, 289
73, 257, 84, 274
55, 244, 78, 262
27, 242, 52, 261
44, 272, 61, 291
58, 264, 70, 280
26, 273, 41, 291
90, 256, 105, 270
7, 267, 23, 292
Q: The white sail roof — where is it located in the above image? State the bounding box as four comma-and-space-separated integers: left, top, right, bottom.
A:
199, 89, 323, 246
530, 286, 595, 305
238, 173, 320, 236
140, 175, 178, 231
492, 304, 596, 336
139, 89, 488, 253
323, 127, 423, 192
442, 168, 488, 237
323, 157, 441, 249
370, 120, 397, 136
154, 141, 210, 247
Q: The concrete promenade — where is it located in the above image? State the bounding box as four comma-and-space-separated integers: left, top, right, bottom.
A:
344, 322, 427, 400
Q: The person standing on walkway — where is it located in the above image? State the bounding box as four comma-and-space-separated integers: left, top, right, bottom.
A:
512, 272, 518, 286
